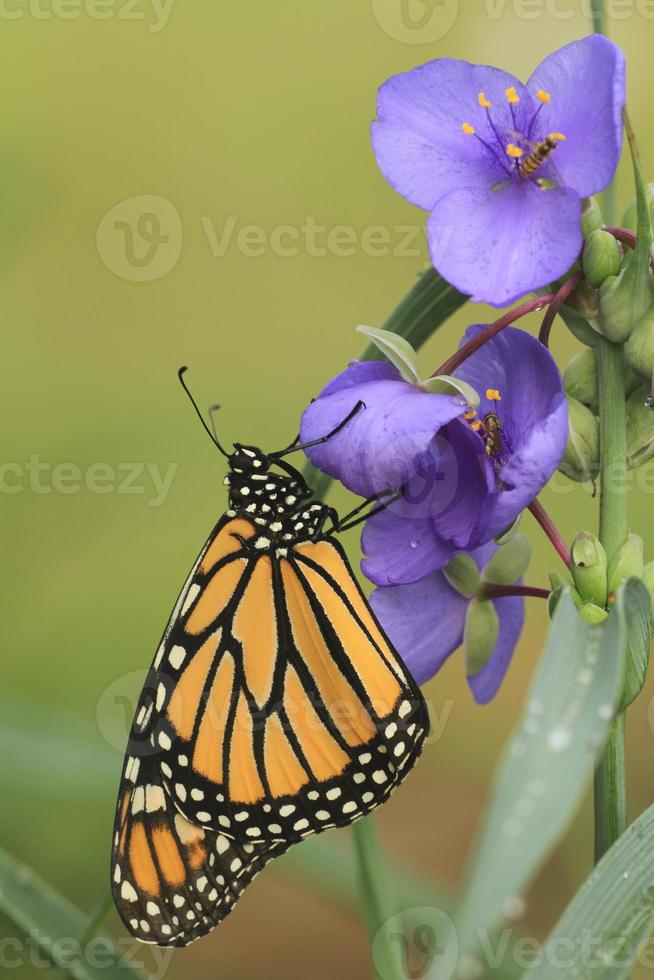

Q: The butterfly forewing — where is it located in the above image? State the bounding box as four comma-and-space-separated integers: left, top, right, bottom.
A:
152, 523, 428, 842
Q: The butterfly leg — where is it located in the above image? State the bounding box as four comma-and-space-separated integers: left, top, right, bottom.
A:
329, 488, 403, 534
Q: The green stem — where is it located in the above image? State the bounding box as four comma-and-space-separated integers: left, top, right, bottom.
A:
590, 1, 617, 223
352, 818, 405, 980
594, 337, 628, 863
590, 0, 605, 33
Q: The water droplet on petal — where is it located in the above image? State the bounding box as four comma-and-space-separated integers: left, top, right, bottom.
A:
409, 539, 419, 549
548, 726, 572, 752
644, 395, 654, 410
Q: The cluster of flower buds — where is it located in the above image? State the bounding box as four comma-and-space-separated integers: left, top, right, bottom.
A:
550, 530, 653, 624
444, 532, 531, 677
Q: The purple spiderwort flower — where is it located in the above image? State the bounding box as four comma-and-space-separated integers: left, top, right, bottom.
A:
300, 327, 567, 585
371, 35, 625, 306
369, 542, 525, 704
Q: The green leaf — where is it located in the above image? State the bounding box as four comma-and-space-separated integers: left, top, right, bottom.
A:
0, 848, 148, 979
356, 325, 421, 385
455, 592, 626, 956
422, 374, 480, 406
520, 803, 654, 979
619, 578, 653, 709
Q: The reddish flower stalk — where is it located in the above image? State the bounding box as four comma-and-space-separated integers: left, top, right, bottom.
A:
604, 225, 636, 250
538, 270, 586, 347
433, 293, 555, 377
528, 499, 570, 567
481, 583, 550, 601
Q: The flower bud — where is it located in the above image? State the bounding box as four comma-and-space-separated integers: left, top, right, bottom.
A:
621, 182, 654, 233
579, 602, 609, 625
598, 270, 654, 343
627, 386, 654, 469
481, 533, 531, 586
582, 229, 623, 288
563, 349, 598, 409
558, 397, 599, 483
608, 533, 644, 595
464, 598, 499, 676
624, 307, 654, 386
443, 552, 479, 599
548, 570, 582, 618
570, 532, 608, 608
581, 196, 604, 239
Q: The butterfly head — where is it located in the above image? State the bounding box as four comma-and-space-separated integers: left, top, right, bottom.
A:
229, 444, 270, 474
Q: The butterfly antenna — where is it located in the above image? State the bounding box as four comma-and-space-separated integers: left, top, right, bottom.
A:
177, 367, 230, 457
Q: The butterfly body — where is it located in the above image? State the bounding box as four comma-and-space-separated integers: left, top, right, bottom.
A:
112, 408, 429, 947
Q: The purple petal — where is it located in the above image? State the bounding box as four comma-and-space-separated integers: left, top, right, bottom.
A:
360, 422, 494, 585
361, 510, 456, 587
454, 326, 568, 538
426, 179, 582, 307
300, 361, 466, 498
482, 393, 568, 538
527, 36, 625, 200
369, 571, 468, 685
372, 60, 536, 211
468, 595, 525, 704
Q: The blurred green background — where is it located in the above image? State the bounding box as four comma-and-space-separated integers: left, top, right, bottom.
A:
2, 2, 654, 977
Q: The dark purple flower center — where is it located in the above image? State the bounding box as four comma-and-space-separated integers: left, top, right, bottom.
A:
461, 86, 566, 188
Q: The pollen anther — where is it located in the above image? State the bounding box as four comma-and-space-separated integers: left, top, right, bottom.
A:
470, 420, 483, 432
464, 409, 477, 420
537, 89, 551, 103
549, 132, 566, 142
505, 86, 520, 104
506, 144, 524, 159
478, 92, 492, 108
486, 389, 502, 401
461, 122, 475, 135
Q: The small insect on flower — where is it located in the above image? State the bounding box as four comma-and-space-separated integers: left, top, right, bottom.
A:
110, 369, 429, 948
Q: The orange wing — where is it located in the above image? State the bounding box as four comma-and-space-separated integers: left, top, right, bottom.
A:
111, 751, 288, 947
150, 525, 428, 843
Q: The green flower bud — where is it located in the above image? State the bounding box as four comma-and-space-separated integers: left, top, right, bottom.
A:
560, 307, 601, 349
598, 267, 654, 343
581, 197, 604, 239
579, 602, 609, 625
563, 349, 598, 409
558, 397, 600, 483
481, 533, 531, 587
548, 571, 582, 618
570, 532, 608, 608
443, 553, 479, 599
624, 307, 654, 386
582, 229, 623, 288
626, 386, 654, 469
608, 533, 644, 595
464, 598, 499, 676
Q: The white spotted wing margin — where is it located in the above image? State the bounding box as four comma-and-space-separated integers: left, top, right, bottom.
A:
110, 751, 290, 947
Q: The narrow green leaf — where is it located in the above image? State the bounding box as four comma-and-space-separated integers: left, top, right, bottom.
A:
455, 592, 626, 956
619, 578, 653, 709
356, 325, 421, 385
521, 803, 654, 979
423, 374, 480, 406
0, 848, 148, 980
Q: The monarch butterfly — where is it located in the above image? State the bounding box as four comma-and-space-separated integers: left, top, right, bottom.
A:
111, 369, 429, 947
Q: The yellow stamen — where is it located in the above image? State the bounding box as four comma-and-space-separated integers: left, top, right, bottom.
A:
505, 86, 520, 104
537, 89, 551, 103
470, 420, 483, 431
461, 122, 475, 135
486, 388, 502, 401
464, 409, 477, 420
478, 92, 492, 108
506, 143, 524, 159
549, 132, 566, 142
